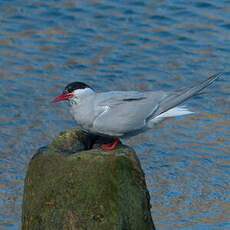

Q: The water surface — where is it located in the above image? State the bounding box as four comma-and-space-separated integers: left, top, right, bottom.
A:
0, 0, 230, 229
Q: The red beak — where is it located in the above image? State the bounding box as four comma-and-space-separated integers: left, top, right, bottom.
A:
52, 93, 74, 103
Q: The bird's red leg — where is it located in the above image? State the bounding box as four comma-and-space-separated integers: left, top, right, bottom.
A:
101, 138, 119, 151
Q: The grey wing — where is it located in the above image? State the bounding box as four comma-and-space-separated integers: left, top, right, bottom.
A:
152, 72, 222, 118
93, 91, 167, 136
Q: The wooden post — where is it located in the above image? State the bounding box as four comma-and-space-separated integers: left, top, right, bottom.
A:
22, 129, 155, 230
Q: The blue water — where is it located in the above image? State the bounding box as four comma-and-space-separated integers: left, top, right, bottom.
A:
0, 0, 230, 229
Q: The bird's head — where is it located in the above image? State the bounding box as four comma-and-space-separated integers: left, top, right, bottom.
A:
52, 82, 94, 103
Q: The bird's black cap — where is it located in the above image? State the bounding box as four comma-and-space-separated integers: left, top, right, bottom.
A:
63, 82, 93, 94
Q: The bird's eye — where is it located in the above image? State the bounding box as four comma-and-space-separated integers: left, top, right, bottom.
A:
63, 89, 69, 94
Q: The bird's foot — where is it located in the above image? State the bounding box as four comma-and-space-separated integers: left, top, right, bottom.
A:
101, 138, 119, 151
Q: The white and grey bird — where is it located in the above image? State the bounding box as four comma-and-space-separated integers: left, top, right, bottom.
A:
52, 73, 222, 150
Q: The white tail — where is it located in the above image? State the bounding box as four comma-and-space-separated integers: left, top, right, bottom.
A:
148, 106, 193, 127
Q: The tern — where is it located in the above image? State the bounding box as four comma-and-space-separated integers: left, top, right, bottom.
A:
52, 73, 222, 150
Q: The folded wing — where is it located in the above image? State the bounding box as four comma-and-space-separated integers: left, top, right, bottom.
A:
93, 91, 166, 136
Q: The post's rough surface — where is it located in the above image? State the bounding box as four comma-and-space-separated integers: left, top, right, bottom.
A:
22, 129, 155, 230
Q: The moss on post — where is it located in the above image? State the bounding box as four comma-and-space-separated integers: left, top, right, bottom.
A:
22, 129, 155, 230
